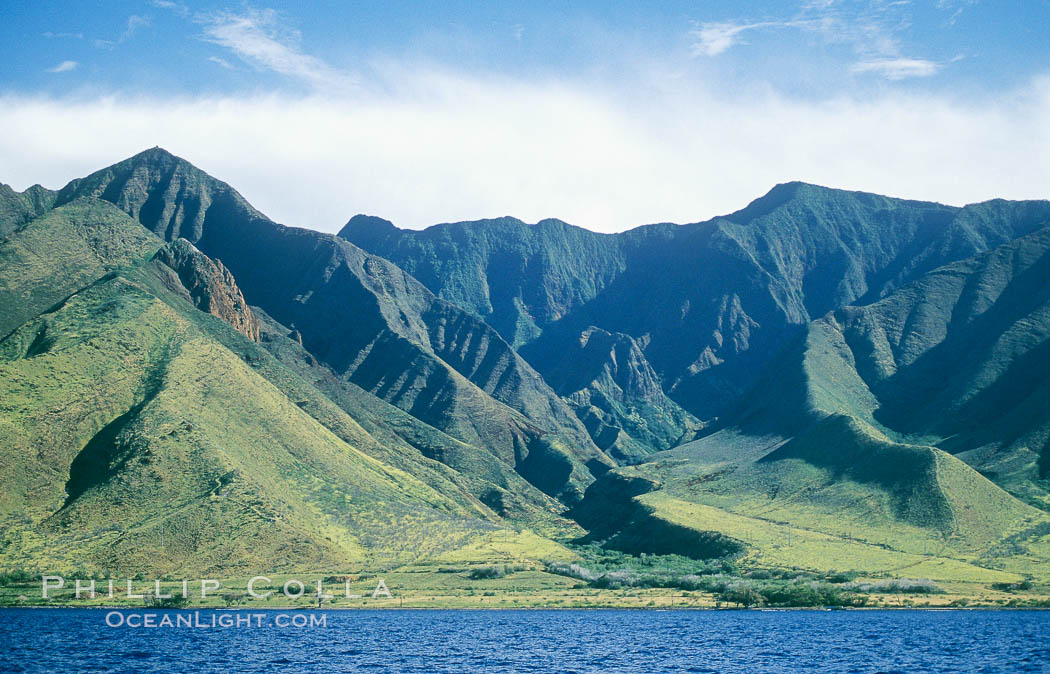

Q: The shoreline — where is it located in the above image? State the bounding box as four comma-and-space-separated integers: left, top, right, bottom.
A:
4, 604, 1049, 611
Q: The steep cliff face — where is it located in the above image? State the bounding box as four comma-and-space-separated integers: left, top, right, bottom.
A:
153, 238, 260, 342
55, 148, 612, 504
340, 214, 625, 348
525, 326, 699, 461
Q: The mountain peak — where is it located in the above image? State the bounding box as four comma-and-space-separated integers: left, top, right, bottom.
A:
726, 181, 827, 222
138, 145, 176, 158
338, 214, 397, 238
122, 146, 189, 169
53, 146, 265, 243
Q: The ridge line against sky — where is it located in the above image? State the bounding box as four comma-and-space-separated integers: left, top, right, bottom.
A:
1, 1, 1048, 233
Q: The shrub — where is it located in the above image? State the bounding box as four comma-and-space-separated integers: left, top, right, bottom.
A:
760, 581, 866, 607
675, 574, 706, 591
845, 578, 943, 594
545, 562, 598, 582
592, 571, 639, 589
717, 581, 764, 608
153, 595, 189, 608
469, 565, 505, 580
0, 570, 34, 585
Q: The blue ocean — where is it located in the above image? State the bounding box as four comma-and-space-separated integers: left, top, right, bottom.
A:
3, 608, 1049, 672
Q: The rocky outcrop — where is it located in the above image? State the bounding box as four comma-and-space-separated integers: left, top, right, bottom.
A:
153, 238, 260, 342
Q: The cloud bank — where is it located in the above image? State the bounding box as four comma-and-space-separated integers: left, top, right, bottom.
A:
0, 71, 1047, 233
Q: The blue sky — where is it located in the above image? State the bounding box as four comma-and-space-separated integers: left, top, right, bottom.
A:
1, 1, 1048, 232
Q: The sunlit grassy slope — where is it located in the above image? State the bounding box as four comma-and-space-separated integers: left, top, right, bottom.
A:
0, 198, 162, 336
0, 201, 570, 576
246, 308, 582, 539
635, 494, 1023, 583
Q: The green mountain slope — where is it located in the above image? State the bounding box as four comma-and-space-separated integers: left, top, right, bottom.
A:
340, 214, 626, 348
5, 147, 1050, 586
0, 203, 568, 575
822, 225, 1050, 508
570, 229, 1050, 579
339, 216, 698, 456
0, 198, 162, 336
247, 308, 581, 538
53, 148, 613, 504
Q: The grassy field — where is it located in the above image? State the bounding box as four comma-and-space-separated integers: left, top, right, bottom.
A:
3, 564, 1049, 610
637, 494, 1027, 584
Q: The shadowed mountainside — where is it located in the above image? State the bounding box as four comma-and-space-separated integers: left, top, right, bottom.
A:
343, 186, 1050, 425
570, 229, 1050, 575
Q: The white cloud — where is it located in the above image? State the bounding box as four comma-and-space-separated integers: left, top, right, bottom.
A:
46, 61, 78, 73
690, 21, 772, 57
200, 9, 357, 92
122, 15, 152, 42
208, 56, 235, 69
0, 72, 1046, 234
150, 0, 189, 17
852, 57, 941, 79
694, 2, 954, 81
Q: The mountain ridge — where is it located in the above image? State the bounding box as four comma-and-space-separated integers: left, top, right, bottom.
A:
50, 148, 614, 505
4, 146, 1050, 584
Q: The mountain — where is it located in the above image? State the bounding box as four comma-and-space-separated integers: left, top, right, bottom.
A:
0, 183, 56, 238
340, 178, 1050, 579
571, 227, 1050, 579
340, 214, 626, 349
3, 147, 1050, 585
52, 148, 614, 505
339, 215, 700, 457
523, 325, 699, 461
0, 200, 574, 576
818, 225, 1050, 509
343, 185, 1050, 426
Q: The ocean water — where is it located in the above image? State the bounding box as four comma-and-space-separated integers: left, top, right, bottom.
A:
2, 608, 1049, 672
